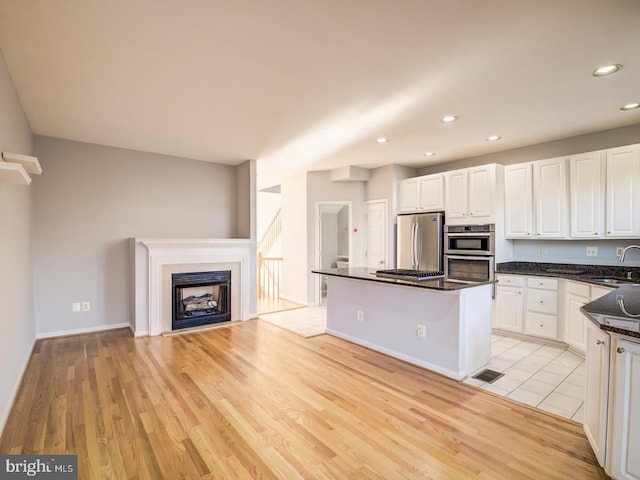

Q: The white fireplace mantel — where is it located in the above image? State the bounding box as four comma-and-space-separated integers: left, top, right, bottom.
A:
131, 238, 254, 336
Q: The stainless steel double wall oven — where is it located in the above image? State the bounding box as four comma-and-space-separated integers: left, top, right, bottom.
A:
444, 224, 495, 284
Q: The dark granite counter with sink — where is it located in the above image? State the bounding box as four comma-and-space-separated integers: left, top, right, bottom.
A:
581, 285, 640, 338
496, 261, 640, 287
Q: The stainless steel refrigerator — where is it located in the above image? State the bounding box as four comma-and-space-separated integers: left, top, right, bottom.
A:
397, 212, 443, 271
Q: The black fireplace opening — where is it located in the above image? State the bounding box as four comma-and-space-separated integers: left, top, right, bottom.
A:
172, 270, 231, 330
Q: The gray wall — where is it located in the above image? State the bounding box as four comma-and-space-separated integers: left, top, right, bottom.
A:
0, 48, 35, 431
32, 136, 243, 336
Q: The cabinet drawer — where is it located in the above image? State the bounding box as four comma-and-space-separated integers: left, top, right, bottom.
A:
567, 280, 590, 298
527, 277, 558, 290
527, 289, 558, 314
526, 312, 558, 339
497, 275, 524, 287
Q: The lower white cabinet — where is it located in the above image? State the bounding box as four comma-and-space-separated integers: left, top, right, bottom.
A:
583, 320, 610, 467
608, 336, 640, 480
495, 275, 524, 332
525, 277, 558, 339
584, 330, 640, 479
566, 281, 590, 353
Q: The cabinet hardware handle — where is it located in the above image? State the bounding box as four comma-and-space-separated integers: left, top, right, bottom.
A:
617, 347, 625, 354
539, 324, 544, 327
539, 300, 544, 303
596, 339, 604, 345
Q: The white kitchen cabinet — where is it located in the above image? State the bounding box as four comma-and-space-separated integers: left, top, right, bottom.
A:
495, 275, 525, 332
445, 169, 468, 219
419, 174, 445, 211
565, 281, 591, 353
608, 336, 640, 480
583, 320, 610, 467
399, 178, 420, 213
525, 277, 559, 339
445, 164, 497, 223
606, 144, 640, 237
399, 174, 445, 213
534, 157, 569, 238
504, 163, 533, 238
570, 151, 605, 238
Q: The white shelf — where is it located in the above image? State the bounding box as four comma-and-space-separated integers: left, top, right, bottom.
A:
0, 162, 31, 185
2, 152, 42, 175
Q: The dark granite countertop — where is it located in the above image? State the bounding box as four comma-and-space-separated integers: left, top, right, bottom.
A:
312, 267, 495, 291
581, 285, 640, 338
496, 261, 640, 287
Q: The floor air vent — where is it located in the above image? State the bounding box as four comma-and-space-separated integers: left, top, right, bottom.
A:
472, 369, 505, 383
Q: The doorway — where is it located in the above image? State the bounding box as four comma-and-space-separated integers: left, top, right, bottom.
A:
315, 202, 351, 305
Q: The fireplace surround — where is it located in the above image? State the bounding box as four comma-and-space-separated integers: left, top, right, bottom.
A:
132, 238, 253, 336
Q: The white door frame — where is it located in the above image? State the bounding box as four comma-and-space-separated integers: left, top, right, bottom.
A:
365, 199, 388, 269
314, 201, 352, 306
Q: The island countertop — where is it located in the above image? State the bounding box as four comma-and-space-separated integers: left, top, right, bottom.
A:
312, 267, 495, 291
581, 285, 640, 339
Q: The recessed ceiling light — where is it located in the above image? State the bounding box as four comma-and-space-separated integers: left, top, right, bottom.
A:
486, 135, 501, 141
376, 137, 388, 143
423, 152, 436, 157
593, 64, 622, 77
441, 115, 459, 124
620, 102, 640, 111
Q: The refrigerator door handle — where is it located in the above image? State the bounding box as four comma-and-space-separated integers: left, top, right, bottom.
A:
414, 222, 421, 269
410, 222, 416, 268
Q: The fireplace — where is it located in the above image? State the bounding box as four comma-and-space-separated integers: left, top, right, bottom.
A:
172, 270, 231, 330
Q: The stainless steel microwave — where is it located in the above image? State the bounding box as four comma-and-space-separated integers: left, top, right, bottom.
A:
444, 224, 495, 256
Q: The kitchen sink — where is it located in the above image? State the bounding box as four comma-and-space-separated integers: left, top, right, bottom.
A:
582, 276, 638, 285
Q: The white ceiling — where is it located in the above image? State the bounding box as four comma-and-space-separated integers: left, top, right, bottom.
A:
0, 0, 639, 187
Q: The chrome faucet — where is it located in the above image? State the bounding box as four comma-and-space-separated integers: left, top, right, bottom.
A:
618, 245, 640, 262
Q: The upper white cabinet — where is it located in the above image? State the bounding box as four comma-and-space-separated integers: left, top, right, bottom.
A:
534, 157, 568, 238
570, 151, 605, 238
419, 174, 445, 211
445, 164, 497, 223
398, 174, 445, 213
504, 163, 533, 238
606, 144, 640, 237
399, 177, 419, 213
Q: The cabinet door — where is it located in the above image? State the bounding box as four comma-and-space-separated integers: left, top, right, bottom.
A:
570, 151, 604, 238
468, 165, 494, 219
609, 338, 640, 480
566, 293, 588, 353
583, 321, 610, 468
419, 174, 444, 211
534, 157, 568, 238
504, 163, 533, 238
606, 145, 640, 237
495, 286, 524, 332
399, 178, 419, 213
445, 170, 467, 219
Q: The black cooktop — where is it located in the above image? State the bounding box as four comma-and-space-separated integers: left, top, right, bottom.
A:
375, 269, 445, 281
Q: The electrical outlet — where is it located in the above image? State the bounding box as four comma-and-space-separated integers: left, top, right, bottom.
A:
72, 302, 81, 313
617, 247, 624, 257
416, 325, 426, 338
540, 247, 547, 256
586, 246, 598, 257
82, 302, 91, 312
357, 310, 364, 322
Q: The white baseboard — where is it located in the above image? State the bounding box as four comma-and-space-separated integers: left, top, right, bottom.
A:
36, 322, 131, 339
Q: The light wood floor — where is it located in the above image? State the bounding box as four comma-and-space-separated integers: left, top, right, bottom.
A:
1, 320, 608, 479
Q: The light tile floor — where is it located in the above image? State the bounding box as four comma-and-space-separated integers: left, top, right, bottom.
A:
463, 334, 585, 423
259, 306, 586, 423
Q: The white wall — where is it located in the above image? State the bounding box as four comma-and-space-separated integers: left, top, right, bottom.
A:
0, 48, 35, 432
281, 173, 308, 304
32, 136, 246, 336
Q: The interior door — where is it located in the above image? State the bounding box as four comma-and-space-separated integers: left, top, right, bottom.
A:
366, 200, 387, 269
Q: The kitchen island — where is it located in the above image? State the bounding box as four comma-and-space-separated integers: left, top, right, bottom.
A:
312, 267, 494, 380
